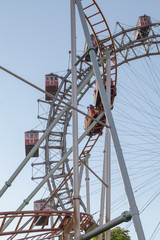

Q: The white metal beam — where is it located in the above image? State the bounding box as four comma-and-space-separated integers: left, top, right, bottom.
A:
71, 0, 80, 238
0, 64, 99, 198
2, 112, 105, 231
76, 1, 146, 239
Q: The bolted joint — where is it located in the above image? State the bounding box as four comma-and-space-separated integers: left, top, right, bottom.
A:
85, 177, 90, 181
73, 195, 81, 201
5, 181, 11, 187
121, 211, 132, 222
23, 199, 29, 205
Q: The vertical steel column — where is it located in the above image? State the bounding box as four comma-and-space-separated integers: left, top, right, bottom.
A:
105, 52, 111, 240
79, 154, 90, 193
98, 51, 111, 240
99, 154, 107, 237
50, 199, 54, 240
71, 0, 80, 239
76, 1, 146, 239
85, 156, 90, 214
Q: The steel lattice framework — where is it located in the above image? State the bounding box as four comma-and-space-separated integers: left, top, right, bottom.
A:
113, 22, 160, 67
0, 211, 92, 240
33, 16, 160, 215
30, 7, 160, 240
32, 0, 117, 213
1, 1, 160, 239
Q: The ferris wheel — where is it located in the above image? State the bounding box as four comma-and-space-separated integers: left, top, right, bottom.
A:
0, 1, 160, 240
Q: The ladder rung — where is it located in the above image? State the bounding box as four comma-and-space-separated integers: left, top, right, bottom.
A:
83, 150, 90, 154
83, 3, 94, 10
95, 29, 107, 35
85, 145, 93, 148
92, 20, 104, 27
99, 37, 110, 43
88, 138, 98, 142
88, 12, 100, 19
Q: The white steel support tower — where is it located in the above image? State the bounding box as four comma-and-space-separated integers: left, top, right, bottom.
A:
76, 0, 146, 239
71, 0, 81, 238
1, 1, 160, 240
98, 51, 111, 240
105, 52, 111, 240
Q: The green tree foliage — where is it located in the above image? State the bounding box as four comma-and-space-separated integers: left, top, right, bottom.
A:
92, 227, 131, 240
110, 227, 131, 240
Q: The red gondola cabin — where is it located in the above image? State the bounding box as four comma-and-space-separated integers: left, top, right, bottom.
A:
134, 15, 152, 40
93, 77, 116, 110
45, 73, 58, 100
84, 105, 101, 136
25, 131, 39, 157
34, 199, 50, 226
34, 199, 50, 211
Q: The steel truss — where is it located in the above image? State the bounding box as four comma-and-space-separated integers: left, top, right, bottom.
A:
31, 6, 160, 240
0, 211, 92, 239
1, 1, 160, 240
32, 15, 160, 217
113, 22, 160, 67
32, 0, 117, 215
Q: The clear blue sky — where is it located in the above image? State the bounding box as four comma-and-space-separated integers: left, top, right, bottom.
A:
0, 1, 160, 239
